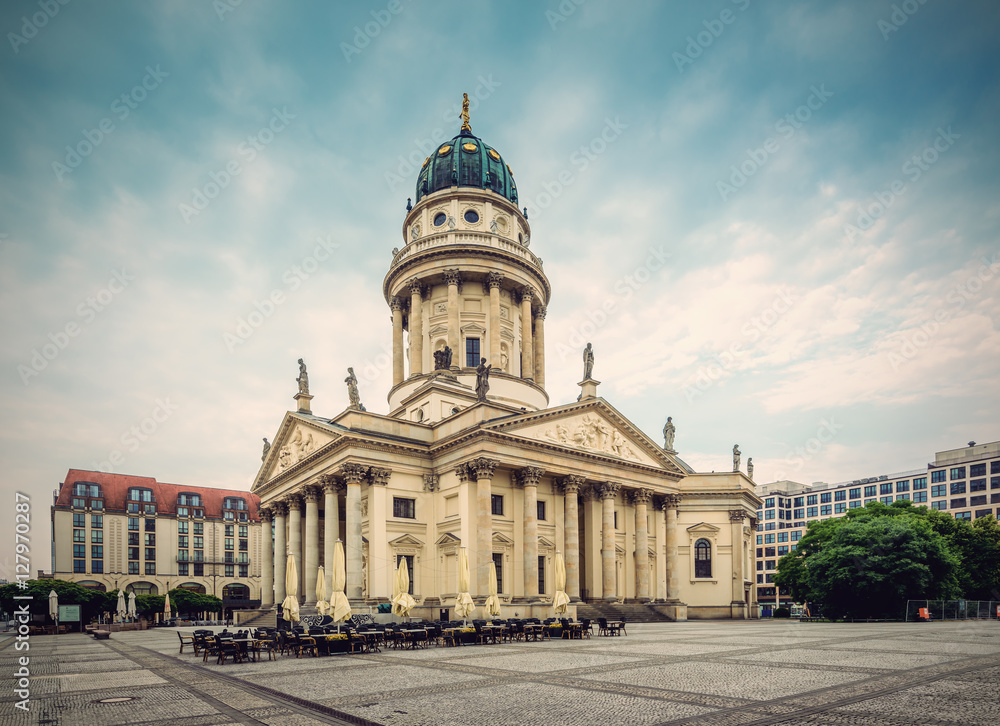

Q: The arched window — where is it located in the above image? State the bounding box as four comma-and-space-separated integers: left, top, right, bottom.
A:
694, 538, 712, 578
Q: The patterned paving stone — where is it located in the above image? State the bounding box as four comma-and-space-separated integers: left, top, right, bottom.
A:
442, 649, 646, 673
725, 648, 957, 670
56, 668, 168, 692
333, 680, 716, 726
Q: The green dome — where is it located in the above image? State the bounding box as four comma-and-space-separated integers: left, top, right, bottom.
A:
415, 130, 518, 205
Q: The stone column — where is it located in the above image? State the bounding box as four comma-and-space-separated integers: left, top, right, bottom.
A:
368, 467, 392, 601
487, 272, 503, 368
445, 270, 461, 367
663, 494, 681, 601
302, 484, 320, 607
408, 278, 423, 376
286, 494, 303, 603
470, 457, 498, 598
558, 476, 584, 601
320, 475, 341, 603
259, 507, 274, 608
729, 509, 747, 615
631, 489, 652, 603
341, 463, 368, 601
597, 482, 620, 602
518, 467, 544, 600
272, 502, 287, 607
390, 297, 404, 386
533, 306, 546, 387
520, 286, 534, 379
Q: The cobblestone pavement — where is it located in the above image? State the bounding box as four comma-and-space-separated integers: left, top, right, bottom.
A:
1, 620, 999, 725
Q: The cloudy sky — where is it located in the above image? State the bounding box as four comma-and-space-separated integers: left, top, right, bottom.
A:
2, 0, 998, 574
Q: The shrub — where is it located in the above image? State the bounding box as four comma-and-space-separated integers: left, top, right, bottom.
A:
773, 607, 791, 618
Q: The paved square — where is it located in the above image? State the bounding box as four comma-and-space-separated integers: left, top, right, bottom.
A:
1, 620, 998, 725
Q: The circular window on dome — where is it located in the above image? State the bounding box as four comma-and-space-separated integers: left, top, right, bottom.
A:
488, 149, 501, 161
462, 143, 477, 152
433, 212, 447, 227
464, 210, 480, 224
438, 145, 451, 156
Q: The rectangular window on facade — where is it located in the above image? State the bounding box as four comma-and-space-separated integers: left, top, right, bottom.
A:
880, 483, 893, 495
145, 562, 156, 575
992, 461, 1000, 474
849, 488, 861, 499
225, 524, 234, 537
765, 522, 775, 530
777, 545, 789, 556
970, 463, 986, 477
913, 491, 928, 503
91, 514, 103, 528
932, 484, 947, 497
764, 497, 775, 508
128, 561, 139, 574
194, 522, 204, 535
764, 547, 775, 557
765, 560, 775, 570
992, 493, 1000, 504
176, 507, 188, 518
951, 481, 966, 495
466, 337, 480, 367
951, 467, 966, 480
144, 503, 156, 515
145, 547, 156, 560
193, 536, 203, 549
127, 532, 140, 547
896, 481, 909, 492
492, 552, 503, 592
178, 535, 188, 548
834, 502, 847, 513
537, 500, 546, 521
178, 521, 188, 534
970, 479, 986, 492
178, 563, 189, 576
393, 497, 416, 518
793, 497, 804, 507
91, 530, 103, 543
764, 533, 775, 544
145, 533, 155, 547
73, 529, 85, 542
91, 500, 104, 510
913, 477, 927, 490
896, 494, 910, 501
757, 560, 763, 571
225, 564, 234, 577
756, 535, 762, 545
239, 565, 249, 577
931, 501, 947, 510
931, 470, 946, 483
834, 490, 846, 501
970, 495, 987, 506
880, 496, 893, 505
777, 531, 788, 542
128, 547, 139, 560
955, 511, 971, 521
820, 492, 831, 503
951, 498, 967, 509
193, 563, 204, 576
864, 486, 877, 497
239, 539, 248, 551
491, 494, 503, 516
806, 507, 818, 517
145, 519, 155, 531
791, 531, 802, 541
806, 495, 817, 505
820, 505, 832, 516
128, 517, 139, 530
849, 501, 862, 508
74, 560, 86, 573
225, 538, 234, 551
765, 510, 774, 519
793, 508, 804, 519
239, 525, 248, 538
73, 513, 85, 527
976, 508, 993, 518
177, 550, 188, 561
73, 544, 85, 558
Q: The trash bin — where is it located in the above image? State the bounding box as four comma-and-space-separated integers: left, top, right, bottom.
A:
440, 608, 449, 622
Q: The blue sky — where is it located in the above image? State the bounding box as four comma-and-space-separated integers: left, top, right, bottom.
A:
2, 0, 998, 573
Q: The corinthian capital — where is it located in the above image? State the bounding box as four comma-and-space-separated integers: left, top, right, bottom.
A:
368, 467, 392, 486
487, 271, 504, 290
301, 484, 321, 503
729, 509, 747, 522
443, 269, 462, 287
469, 457, 499, 480
338, 463, 369, 484
629, 488, 653, 505
557, 475, 585, 494
516, 466, 544, 488
661, 494, 682, 510
596, 481, 621, 500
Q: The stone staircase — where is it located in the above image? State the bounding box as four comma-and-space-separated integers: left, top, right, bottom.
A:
575, 601, 677, 623
235, 609, 276, 628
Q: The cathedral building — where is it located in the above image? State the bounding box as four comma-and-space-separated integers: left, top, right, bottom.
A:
252, 102, 760, 620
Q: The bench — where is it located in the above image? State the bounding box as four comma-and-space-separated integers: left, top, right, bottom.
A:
92, 630, 111, 640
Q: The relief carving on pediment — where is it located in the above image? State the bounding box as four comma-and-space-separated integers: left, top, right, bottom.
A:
278, 426, 316, 471
542, 413, 641, 462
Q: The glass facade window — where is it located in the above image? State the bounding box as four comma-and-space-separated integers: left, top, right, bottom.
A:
864, 485, 877, 497
913, 477, 927, 490
178, 521, 188, 534
74, 560, 86, 573
806, 495, 817, 505
951, 481, 966, 495
128, 561, 139, 574
849, 488, 861, 499
777, 531, 788, 542
970, 479, 986, 492
913, 491, 928, 503
820, 492, 831, 503
950, 467, 966, 480
178, 563, 189, 576
145, 519, 155, 531
225, 538, 234, 551
145, 562, 156, 575
91, 530, 103, 543
193, 523, 203, 535
466, 337, 481, 367
537, 500, 546, 521
793, 508, 804, 519
144, 533, 155, 546
764, 533, 775, 544
931, 470, 946, 483
73, 544, 85, 558
880, 483, 893, 495
491, 494, 503, 516
777, 545, 789, 556
694, 539, 712, 578
955, 511, 971, 521
128, 517, 139, 530
932, 484, 947, 497
969, 463, 986, 477
225, 564, 235, 577
834, 490, 846, 501
91, 514, 103, 528
73, 529, 85, 542
73, 513, 85, 527
820, 505, 832, 515
950, 498, 967, 509
931, 501, 948, 510
896, 481, 909, 492
896, 494, 909, 501
765, 498, 775, 508
970, 495, 987, 506
791, 531, 802, 541
806, 506, 818, 517
793, 497, 804, 507
128, 532, 139, 546
975, 508, 993, 518
880, 496, 893, 505
849, 500, 862, 508
239, 565, 249, 577
834, 502, 847, 513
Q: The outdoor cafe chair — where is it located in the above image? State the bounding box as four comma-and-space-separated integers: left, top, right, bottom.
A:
214, 636, 242, 665
581, 618, 593, 638
618, 617, 627, 636
177, 630, 196, 654
294, 631, 318, 658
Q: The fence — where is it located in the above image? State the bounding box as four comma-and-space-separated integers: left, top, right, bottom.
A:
904, 600, 1000, 621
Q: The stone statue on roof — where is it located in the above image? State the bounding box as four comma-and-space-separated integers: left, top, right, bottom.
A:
663, 417, 676, 451
475, 357, 491, 401
733, 444, 741, 473
346, 367, 362, 409
262, 437, 270, 462
297, 358, 309, 395
583, 342, 595, 379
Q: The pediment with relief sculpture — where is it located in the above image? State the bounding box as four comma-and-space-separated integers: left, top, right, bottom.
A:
253, 413, 339, 491
485, 403, 677, 471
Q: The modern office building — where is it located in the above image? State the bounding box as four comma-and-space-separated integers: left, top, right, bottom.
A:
755, 440, 1000, 609
249, 106, 762, 621
50, 469, 263, 616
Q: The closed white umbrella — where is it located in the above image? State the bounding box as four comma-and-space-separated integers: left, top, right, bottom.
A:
315, 565, 331, 617
484, 561, 501, 618
281, 553, 300, 623
553, 552, 570, 615
116, 589, 127, 622
163, 592, 172, 622
330, 540, 352, 630
127, 591, 137, 619
455, 546, 475, 623
391, 558, 416, 618
49, 590, 59, 631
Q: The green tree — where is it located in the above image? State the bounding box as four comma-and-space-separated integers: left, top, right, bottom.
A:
775, 505, 961, 620
0, 579, 108, 623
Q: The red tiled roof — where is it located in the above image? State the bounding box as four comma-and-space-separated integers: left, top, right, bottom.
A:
56, 469, 259, 520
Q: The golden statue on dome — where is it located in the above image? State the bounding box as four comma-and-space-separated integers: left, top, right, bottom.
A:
460, 92, 472, 132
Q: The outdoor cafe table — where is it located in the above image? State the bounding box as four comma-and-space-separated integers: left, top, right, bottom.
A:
523, 624, 544, 641
441, 627, 466, 646
562, 621, 584, 639
480, 624, 505, 644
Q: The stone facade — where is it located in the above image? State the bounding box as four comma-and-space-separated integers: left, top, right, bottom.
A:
253, 118, 760, 620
